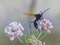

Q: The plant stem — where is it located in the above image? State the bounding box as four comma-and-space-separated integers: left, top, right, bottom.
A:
37, 31, 42, 39
40, 32, 47, 40
24, 35, 27, 42
17, 37, 24, 43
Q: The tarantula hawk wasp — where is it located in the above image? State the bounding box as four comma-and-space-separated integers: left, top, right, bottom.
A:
23, 8, 50, 30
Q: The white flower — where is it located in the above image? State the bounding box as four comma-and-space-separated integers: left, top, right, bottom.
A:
43, 42, 46, 45
32, 39, 45, 45
37, 18, 53, 34
4, 22, 24, 41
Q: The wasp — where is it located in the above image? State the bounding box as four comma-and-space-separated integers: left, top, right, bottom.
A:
24, 8, 50, 29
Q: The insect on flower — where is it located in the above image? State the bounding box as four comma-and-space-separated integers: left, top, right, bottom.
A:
4, 22, 24, 41
24, 8, 53, 33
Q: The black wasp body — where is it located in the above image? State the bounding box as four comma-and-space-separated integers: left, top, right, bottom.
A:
34, 14, 43, 29
33, 8, 50, 29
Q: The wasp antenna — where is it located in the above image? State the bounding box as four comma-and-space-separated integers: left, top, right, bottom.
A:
40, 11, 43, 14
42, 8, 50, 14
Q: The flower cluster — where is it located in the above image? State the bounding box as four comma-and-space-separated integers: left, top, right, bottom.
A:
32, 39, 45, 45
4, 18, 53, 45
4, 22, 24, 41
37, 18, 53, 34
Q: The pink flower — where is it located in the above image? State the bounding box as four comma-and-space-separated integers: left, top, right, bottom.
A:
37, 18, 53, 34
4, 22, 24, 41
32, 39, 46, 45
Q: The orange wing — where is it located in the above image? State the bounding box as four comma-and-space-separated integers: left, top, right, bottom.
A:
23, 13, 36, 17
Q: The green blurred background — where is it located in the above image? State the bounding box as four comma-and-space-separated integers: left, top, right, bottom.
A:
0, 0, 60, 45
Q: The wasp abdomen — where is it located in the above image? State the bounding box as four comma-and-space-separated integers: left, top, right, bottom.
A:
34, 20, 38, 29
